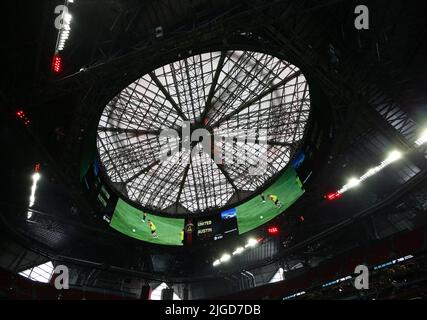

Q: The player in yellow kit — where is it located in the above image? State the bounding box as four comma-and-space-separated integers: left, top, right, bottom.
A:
268, 194, 282, 208
148, 220, 158, 239
180, 228, 185, 245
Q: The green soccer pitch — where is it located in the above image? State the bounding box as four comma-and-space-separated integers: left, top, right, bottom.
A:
236, 167, 304, 234
110, 199, 185, 246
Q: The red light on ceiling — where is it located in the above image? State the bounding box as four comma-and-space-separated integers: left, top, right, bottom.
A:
15, 109, 31, 126
267, 226, 279, 235
52, 54, 62, 73
16, 110, 25, 118
326, 191, 342, 201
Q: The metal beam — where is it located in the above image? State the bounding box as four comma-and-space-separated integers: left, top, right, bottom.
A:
215, 163, 240, 198
208, 70, 302, 129
98, 127, 161, 136
200, 51, 227, 122
176, 163, 191, 205
124, 160, 160, 184
149, 72, 189, 121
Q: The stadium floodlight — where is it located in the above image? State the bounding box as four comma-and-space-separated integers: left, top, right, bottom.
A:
361, 167, 380, 180
333, 149, 406, 198
385, 150, 402, 163
64, 13, 72, 23
415, 129, 427, 146
245, 238, 258, 248
213, 240, 261, 267
233, 247, 245, 255
54, 8, 73, 53
29, 172, 41, 208
338, 150, 402, 194
220, 254, 231, 263
339, 177, 360, 194
33, 172, 41, 183
347, 177, 360, 189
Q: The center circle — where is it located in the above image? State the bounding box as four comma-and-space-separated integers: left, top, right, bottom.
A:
97, 50, 311, 215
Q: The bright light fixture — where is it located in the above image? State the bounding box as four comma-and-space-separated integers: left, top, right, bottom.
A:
213, 240, 260, 268
364, 167, 379, 178
336, 149, 405, 196
29, 172, 41, 208
64, 13, 72, 23
347, 177, 360, 189
415, 129, 427, 146
245, 238, 258, 248
233, 247, 245, 255
220, 254, 231, 263
339, 177, 361, 193
55, 9, 73, 52
385, 150, 402, 163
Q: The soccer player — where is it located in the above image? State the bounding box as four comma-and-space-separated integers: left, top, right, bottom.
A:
148, 220, 158, 239
142, 212, 147, 223
260, 193, 266, 203
268, 194, 282, 208
180, 228, 185, 245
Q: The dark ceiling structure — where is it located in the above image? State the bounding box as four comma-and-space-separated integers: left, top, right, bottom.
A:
1, 0, 427, 300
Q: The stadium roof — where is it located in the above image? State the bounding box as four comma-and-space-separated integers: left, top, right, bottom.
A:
97, 50, 310, 214
2, 0, 427, 287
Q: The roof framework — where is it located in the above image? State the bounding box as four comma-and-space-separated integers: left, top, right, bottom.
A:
97, 50, 310, 214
